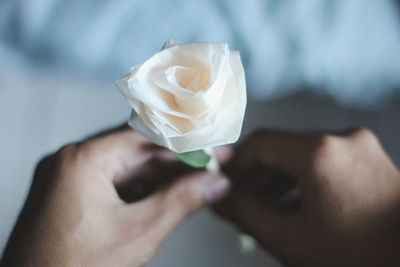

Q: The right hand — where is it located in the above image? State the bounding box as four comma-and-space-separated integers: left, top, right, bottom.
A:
217, 128, 400, 267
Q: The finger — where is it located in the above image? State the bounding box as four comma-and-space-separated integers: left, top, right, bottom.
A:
131, 171, 230, 237
116, 146, 234, 203
80, 126, 157, 181
238, 130, 314, 169
233, 129, 326, 189
116, 157, 194, 203
215, 190, 303, 258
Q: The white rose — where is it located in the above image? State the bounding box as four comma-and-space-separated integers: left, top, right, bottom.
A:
117, 40, 246, 153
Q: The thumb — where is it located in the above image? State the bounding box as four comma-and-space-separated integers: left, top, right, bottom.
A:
136, 171, 230, 236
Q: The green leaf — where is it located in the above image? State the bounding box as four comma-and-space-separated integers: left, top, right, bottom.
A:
173, 150, 211, 168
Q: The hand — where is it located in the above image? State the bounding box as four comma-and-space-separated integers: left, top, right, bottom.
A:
217, 128, 400, 267
1, 126, 231, 267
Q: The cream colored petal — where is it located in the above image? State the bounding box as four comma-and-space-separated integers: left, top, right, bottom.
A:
116, 65, 141, 110
167, 124, 226, 153
127, 77, 193, 119
153, 73, 219, 118
150, 109, 196, 134
119, 41, 247, 153
137, 42, 227, 84
166, 50, 246, 153
153, 52, 229, 118
153, 66, 198, 96
216, 50, 247, 142
129, 111, 163, 144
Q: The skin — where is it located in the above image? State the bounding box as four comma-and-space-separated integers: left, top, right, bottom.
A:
217, 128, 400, 267
0, 126, 231, 267
2, 126, 400, 266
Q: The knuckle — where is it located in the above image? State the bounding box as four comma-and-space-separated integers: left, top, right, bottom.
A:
56, 143, 79, 161
311, 135, 340, 172
53, 143, 81, 173
71, 141, 102, 165
176, 184, 197, 210
350, 127, 378, 145
169, 181, 201, 214
313, 135, 337, 158
31, 143, 81, 183
76, 142, 95, 160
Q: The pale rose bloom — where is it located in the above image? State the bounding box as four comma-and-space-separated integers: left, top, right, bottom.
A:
117, 40, 246, 153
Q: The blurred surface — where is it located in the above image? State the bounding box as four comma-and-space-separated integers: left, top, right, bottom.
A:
1, 0, 400, 106
1, 67, 399, 266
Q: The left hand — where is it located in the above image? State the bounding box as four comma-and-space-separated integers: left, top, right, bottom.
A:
1, 125, 231, 267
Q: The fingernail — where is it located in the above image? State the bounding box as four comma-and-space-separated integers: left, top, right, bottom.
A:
201, 175, 231, 203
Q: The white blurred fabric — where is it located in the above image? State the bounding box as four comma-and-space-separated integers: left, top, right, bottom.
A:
1, 0, 400, 107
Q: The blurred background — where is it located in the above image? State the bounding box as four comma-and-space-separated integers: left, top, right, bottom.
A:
1, 0, 400, 266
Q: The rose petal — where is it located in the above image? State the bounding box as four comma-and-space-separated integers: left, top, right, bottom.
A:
118, 41, 247, 153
